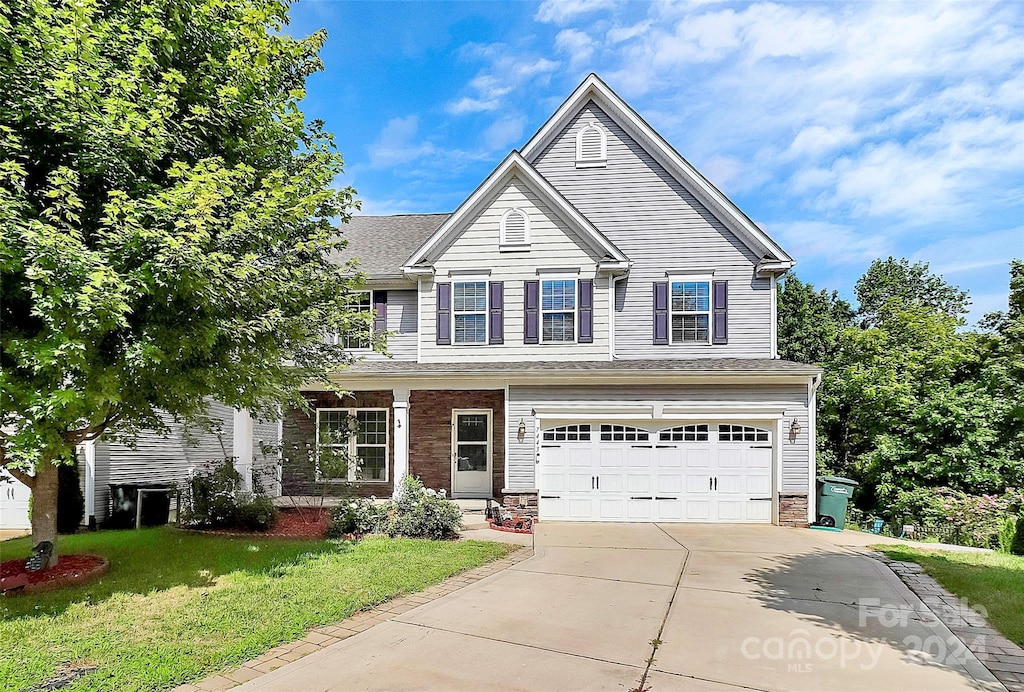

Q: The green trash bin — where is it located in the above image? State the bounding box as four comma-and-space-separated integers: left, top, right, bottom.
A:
815, 476, 858, 530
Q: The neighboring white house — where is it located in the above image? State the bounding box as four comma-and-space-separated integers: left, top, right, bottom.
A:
0, 405, 279, 531
282, 74, 823, 526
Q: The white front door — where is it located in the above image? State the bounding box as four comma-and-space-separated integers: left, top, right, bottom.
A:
452, 409, 492, 497
538, 422, 774, 523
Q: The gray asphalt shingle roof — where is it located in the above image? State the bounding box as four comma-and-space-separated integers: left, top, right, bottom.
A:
336, 358, 820, 376
333, 214, 449, 277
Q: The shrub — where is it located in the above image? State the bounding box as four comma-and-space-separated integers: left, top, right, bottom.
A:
328, 476, 462, 540
327, 497, 383, 538
890, 487, 1024, 548
179, 458, 277, 531
1013, 516, 1024, 556
999, 517, 1017, 553
57, 462, 85, 534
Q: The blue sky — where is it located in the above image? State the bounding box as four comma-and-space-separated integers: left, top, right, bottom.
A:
288, 0, 1023, 324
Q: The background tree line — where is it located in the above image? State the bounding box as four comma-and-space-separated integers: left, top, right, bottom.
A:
779, 257, 1024, 539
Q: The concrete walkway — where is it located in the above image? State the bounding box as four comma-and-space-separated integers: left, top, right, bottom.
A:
236, 524, 1005, 691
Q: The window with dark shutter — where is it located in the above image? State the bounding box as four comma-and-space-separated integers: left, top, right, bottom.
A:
712, 280, 728, 345
373, 291, 388, 341
436, 283, 451, 345
524, 280, 540, 344
578, 279, 593, 343
653, 282, 669, 345
489, 281, 504, 344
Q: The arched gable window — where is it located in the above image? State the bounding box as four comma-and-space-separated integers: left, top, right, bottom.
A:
500, 207, 530, 247
575, 120, 607, 167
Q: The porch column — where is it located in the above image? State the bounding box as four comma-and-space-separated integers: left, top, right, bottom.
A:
392, 388, 410, 498
232, 408, 254, 491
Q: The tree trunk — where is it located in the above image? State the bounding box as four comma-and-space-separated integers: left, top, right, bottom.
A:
31, 458, 59, 567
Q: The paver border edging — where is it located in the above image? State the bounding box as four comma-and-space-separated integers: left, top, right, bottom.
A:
174, 546, 533, 692
872, 551, 1024, 692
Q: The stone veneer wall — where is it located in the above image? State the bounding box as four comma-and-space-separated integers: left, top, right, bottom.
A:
281, 390, 394, 498
779, 493, 810, 527
408, 390, 505, 498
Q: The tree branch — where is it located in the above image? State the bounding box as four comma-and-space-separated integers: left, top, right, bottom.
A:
1, 460, 35, 489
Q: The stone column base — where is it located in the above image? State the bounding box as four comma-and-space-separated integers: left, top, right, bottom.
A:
500, 489, 539, 518
779, 493, 810, 527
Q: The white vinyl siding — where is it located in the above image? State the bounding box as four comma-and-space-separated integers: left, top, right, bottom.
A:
532, 102, 772, 359
506, 384, 809, 494
419, 176, 609, 362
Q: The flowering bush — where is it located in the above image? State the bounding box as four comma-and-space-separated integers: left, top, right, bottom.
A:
328, 476, 462, 540
890, 487, 1023, 548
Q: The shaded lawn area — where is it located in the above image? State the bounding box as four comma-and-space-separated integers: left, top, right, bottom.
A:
0, 528, 515, 691
875, 545, 1024, 647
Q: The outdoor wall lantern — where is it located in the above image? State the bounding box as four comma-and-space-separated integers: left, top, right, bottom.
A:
789, 418, 802, 440
517, 419, 527, 443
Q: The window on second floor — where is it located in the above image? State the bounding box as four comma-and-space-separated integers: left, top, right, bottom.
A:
670, 280, 710, 343
541, 279, 576, 342
453, 281, 488, 344
342, 291, 373, 350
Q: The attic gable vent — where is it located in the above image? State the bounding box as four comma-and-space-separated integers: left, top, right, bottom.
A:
499, 207, 530, 251
575, 120, 607, 168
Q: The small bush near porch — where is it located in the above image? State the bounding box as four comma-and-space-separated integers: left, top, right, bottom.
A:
0, 528, 514, 691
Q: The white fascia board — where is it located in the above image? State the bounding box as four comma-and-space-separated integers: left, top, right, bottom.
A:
520, 74, 794, 266
402, 151, 628, 270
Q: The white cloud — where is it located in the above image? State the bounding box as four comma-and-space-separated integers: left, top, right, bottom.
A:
535, 0, 617, 25
367, 116, 436, 169
447, 97, 501, 115
555, 28, 596, 65
768, 221, 892, 267
483, 116, 526, 151
447, 53, 559, 117
912, 226, 1024, 276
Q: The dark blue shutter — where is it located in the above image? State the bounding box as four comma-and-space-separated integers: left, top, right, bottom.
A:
524, 280, 539, 344
712, 280, 728, 345
436, 283, 451, 345
489, 281, 504, 344
373, 291, 387, 336
578, 279, 593, 343
653, 282, 669, 345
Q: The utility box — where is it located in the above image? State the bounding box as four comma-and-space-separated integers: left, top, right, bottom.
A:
815, 476, 858, 530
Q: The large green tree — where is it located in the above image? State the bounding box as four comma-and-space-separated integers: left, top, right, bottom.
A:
0, 0, 366, 561
854, 257, 970, 328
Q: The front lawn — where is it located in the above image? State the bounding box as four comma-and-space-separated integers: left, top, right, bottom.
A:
876, 545, 1024, 646
0, 528, 514, 691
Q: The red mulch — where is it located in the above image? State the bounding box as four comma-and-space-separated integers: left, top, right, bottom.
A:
187, 508, 332, 539
488, 519, 535, 534
0, 554, 108, 594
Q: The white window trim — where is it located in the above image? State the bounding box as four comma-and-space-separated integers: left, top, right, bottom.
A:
332, 290, 373, 352
315, 408, 390, 483
499, 207, 531, 252
540, 276, 578, 344
452, 278, 489, 345
668, 274, 713, 345
575, 120, 608, 168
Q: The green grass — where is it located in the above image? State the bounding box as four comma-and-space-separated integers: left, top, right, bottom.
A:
875, 545, 1024, 646
0, 528, 514, 691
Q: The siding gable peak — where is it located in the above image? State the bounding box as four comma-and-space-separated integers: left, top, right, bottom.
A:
521, 73, 795, 273
403, 151, 629, 272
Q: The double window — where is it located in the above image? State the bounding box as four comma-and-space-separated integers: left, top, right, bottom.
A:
453, 281, 488, 344
670, 280, 711, 343
316, 409, 388, 482
542, 279, 576, 342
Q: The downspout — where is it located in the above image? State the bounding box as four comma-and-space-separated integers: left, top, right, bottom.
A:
610, 273, 627, 360
807, 373, 822, 524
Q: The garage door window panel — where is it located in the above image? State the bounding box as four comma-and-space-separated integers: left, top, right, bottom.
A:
542, 424, 591, 442
599, 424, 649, 442
659, 424, 709, 442
719, 424, 770, 442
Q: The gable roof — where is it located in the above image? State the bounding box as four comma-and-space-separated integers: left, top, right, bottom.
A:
333, 213, 448, 278
403, 151, 630, 271
521, 74, 795, 270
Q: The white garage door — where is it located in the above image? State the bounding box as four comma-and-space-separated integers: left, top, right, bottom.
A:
538, 423, 773, 523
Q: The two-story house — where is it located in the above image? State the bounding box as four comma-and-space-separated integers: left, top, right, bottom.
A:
282, 74, 822, 527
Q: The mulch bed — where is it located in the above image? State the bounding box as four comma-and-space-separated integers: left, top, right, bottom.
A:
182, 508, 332, 539
488, 518, 535, 534
0, 554, 108, 595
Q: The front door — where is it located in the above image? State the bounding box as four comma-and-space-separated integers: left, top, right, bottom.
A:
452, 409, 492, 497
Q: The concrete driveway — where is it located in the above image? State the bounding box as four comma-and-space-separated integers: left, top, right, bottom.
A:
239, 524, 1002, 691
